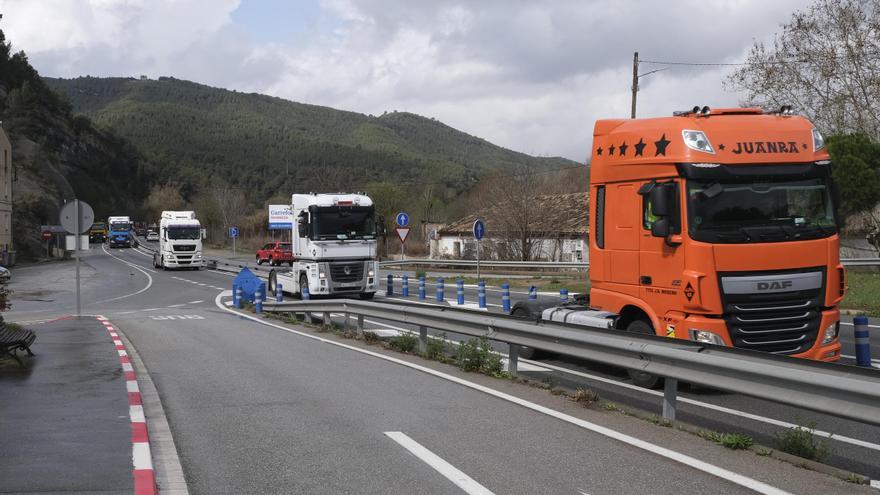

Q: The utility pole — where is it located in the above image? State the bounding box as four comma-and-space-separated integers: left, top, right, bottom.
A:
631, 51, 639, 119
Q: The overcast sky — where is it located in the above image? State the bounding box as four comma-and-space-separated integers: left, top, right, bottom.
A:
0, 0, 812, 161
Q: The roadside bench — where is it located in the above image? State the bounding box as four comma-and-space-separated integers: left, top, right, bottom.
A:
0, 324, 35, 365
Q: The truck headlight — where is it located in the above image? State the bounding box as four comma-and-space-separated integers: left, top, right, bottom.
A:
682, 129, 715, 154
689, 329, 725, 346
319, 272, 326, 279
821, 322, 839, 344
368, 269, 375, 277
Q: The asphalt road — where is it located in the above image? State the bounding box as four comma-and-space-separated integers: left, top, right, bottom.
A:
5, 243, 877, 494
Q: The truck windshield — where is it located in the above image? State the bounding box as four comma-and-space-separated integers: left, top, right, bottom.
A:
167, 227, 201, 240
312, 207, 375, 240
110, 222, 130, 232
686, 177, 837, 243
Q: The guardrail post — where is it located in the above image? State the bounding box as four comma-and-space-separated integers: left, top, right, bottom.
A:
419, 276, 426, 301
437, 278, 445, 302
508, 344, 519, 377
478, 281, 486, 309
402, 275, 409, 297
419, 326, 428, 354
528, 286, 537, 300
855, 315, 872, 367
344, 311, 350, 332
501, 283, 511, 312
456, 279, 464, 305
357, 314, 364, 337
255, 288, 263, 314
560, 288, 569, 303
276, 283, 283, 303
387, 274, 394, 297
663, 378, 678, 421
323, 311, 331, 328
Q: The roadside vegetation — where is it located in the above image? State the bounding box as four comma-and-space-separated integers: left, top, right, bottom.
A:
841, 272, 880, 317
775, 422, 831, 462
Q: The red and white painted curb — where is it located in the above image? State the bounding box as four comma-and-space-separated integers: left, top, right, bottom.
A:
96, 315, 158, 495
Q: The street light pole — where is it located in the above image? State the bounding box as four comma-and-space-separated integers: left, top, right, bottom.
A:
631, 51, 639, 119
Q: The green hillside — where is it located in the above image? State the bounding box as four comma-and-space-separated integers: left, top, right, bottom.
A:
45, 76, 579, 200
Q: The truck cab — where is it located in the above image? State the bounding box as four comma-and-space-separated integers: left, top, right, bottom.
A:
107, 216, 132, 248
154, 211, 204, 270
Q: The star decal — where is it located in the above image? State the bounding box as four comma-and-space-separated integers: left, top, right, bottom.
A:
609, 144, 615, 156
618, 141, 628, 156
634, 138, 646, 156
596, 147, 603, 156
718, 143, 725, 151
654, 133, 670, 156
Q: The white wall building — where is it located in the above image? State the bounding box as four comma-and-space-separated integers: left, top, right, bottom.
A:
0, 125, 12, 263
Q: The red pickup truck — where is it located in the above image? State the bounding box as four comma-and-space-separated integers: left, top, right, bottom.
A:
256, 242, 294, 266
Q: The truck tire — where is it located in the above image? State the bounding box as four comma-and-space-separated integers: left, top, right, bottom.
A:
299, 273, 309, 299
268, 269, 277, 293
510, 307, 540, 359
625, 319, 663, 389
359, 292, 375, 300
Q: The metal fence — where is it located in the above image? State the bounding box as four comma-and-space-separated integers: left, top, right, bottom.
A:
260, 298, 880, 426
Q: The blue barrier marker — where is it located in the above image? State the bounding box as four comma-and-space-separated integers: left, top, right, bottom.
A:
233, 283, 242, 309
478, 281, 486, 309
302, 285, 310, 300
560, 288, 569, 303
456, 279, 465, 305
419, 276, 426, 301
402, 275, 409, 297
255, 287, 263, 313
501, 283, 511, 312
387, 274, 394, 297
260, 281, 267, 302
855, 315, 872, 367
437, 278, 445, 302
276, 283, 283, 303
528, 286, 537, 300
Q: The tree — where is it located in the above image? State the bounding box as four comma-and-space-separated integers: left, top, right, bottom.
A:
826, 134, 880, 228
727, 0, 880, 139
144, 184, 186, 221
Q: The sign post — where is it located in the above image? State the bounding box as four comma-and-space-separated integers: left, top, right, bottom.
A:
229, 226, 239, 257
59, 199, 94, 317
396, 212, 409, 260
473, 219, 485, 280
42, 230, 52, 258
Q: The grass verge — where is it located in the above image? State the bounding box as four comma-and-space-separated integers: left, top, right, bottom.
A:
841, 272, 880, 316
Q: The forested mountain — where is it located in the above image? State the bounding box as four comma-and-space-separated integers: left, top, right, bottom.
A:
45, 76, 579, 201
0, 27, 150, 257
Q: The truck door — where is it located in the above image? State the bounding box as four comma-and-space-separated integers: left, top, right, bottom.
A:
603, 183, 640, 294
638, 180, 686, 317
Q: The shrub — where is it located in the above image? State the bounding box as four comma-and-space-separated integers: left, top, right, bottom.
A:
455, 336, 504, 375
424, 333, 447, 361
572, 388, 599, 405
776, 422, 831, 462
389, 332, 418, 353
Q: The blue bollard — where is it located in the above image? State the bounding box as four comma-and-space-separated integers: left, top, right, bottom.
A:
233, 284, 242, 309
855, 315, 872, 367
502, 283, 511, 312
260, 281, 268, 302
457, 279, 465, 305
276, 283, 283, 303
255, 288, 263, 313
387, 274, 394, 297
478, 281, 486, 309
419, 276, 426, 301
560, 288, 569, 303
528, 285, 537, 300
437, 278, 445, 302
302, 285, 310, 300
402, 275, 409, 297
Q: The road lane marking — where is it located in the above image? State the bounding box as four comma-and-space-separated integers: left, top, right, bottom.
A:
384, 432, 494, 495
521, 359, 880, 453
217, 293, 791, 495
840, 321, 880, 329
840, 354, 880, 365
98, 245, 155, 304
168, 304, 185, 308
188, 300, 205, 304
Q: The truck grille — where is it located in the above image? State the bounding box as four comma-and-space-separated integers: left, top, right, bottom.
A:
329, 263, 363, 283
174, 244, 196, 252
720, 270, 824, 355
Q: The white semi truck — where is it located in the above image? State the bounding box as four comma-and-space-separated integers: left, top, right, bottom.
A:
268, 193, 378, 299
153, 211, 204, 270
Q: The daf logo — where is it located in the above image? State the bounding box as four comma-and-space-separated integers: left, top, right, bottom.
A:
757, 280, 793, 291
343, 265, 352, 276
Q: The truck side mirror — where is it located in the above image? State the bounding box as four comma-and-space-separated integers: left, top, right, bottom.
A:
648, 184, 671, 217
651, 217, 670, 238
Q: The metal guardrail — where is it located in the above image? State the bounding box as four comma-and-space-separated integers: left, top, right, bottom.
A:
380, 258, 880, 269
260, 298, 880, 426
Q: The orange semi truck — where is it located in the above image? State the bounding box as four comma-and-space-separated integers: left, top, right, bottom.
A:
513, 106, 843, 386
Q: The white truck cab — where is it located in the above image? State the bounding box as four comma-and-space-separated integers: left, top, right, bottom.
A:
270, 193, 378, 299
154, 210, 204, 270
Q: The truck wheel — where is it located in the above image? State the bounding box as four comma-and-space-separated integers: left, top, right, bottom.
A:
359, 292, 375, 300
511, 307, 539, 359
268, 269, 277, 293
299, 274, 309, 299
625, 319, 663, 389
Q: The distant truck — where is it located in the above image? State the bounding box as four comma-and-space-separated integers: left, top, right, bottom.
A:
107, 216, 132, 248
89, 222, 108, 243
512, 106, 843, 386
268, 193, 378, 299
256, 241, 294, 266
153, 211, 204, 270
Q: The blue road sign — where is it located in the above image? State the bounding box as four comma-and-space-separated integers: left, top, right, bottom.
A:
229, 226, 239, 238
396, 212, 409, 227
473, 219, 485, 240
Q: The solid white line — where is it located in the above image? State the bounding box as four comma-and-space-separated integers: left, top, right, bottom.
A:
384, 431, 494, 495
97, 245, 155, 304
188, 300, 205, 304
521, 358, 880, 453
215, 293, 790, 495
132, 442, 154, 470
168, 304, 185, 308
839, 321, 880, 329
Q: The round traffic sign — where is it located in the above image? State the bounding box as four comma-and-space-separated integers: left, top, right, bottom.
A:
473, 219, 485, 240
396, 212, 409, 227
59, 200, 94, 234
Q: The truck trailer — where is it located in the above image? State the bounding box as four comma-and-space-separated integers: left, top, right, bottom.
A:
107, 216, 132, 248
513, 106, 843, 386
153, 211, 204, 270
268, 193, 378, 299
